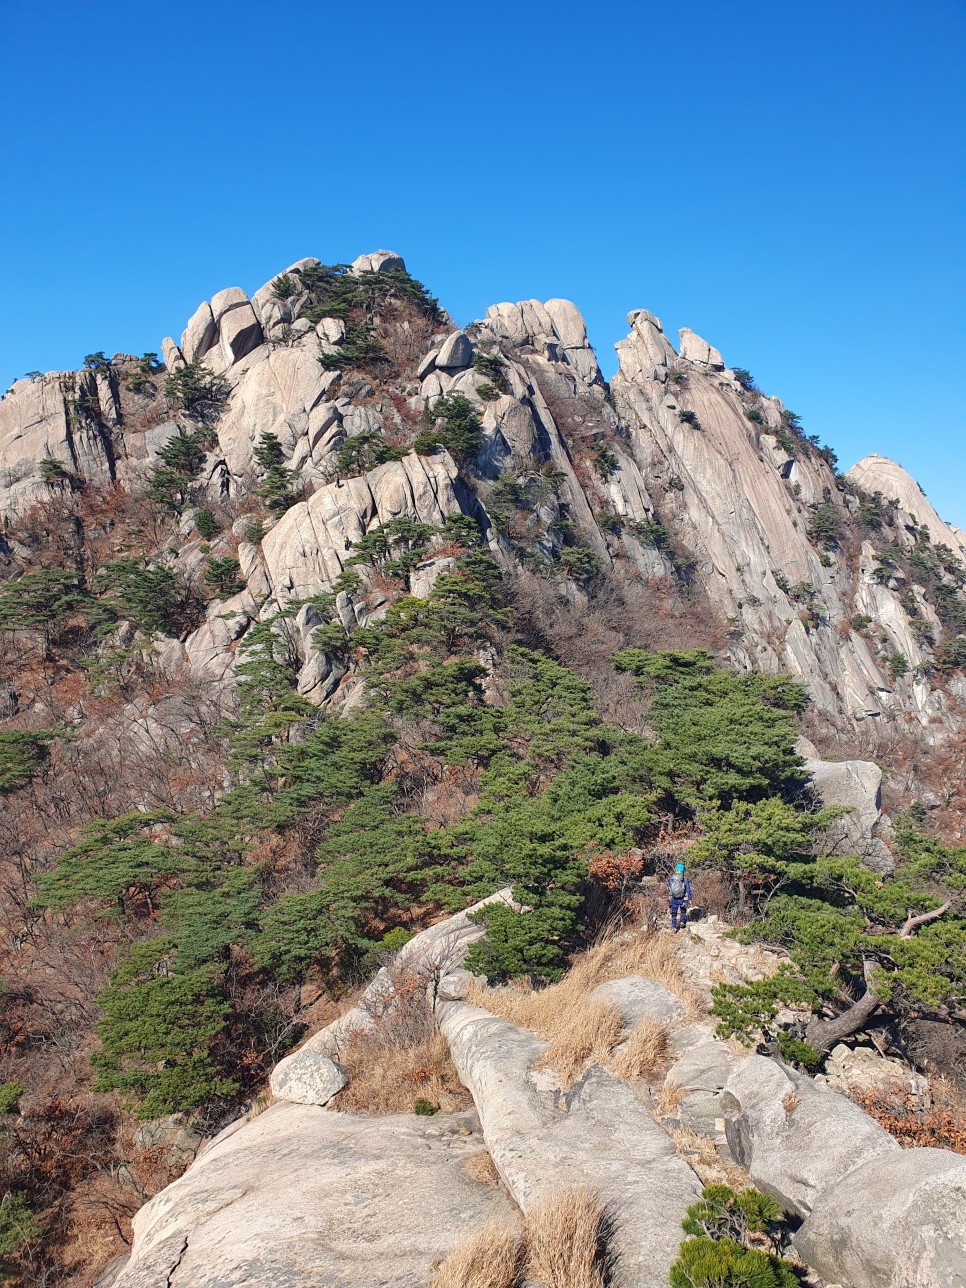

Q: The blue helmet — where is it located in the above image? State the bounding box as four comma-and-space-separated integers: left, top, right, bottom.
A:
674, 863, 685, 873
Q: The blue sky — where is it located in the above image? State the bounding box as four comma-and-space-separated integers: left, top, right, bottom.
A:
2, 0, 963, 523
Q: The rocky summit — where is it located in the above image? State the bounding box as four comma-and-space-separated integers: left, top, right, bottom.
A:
1, 252, 964, 1288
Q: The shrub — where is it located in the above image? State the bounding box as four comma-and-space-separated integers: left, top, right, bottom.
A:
850, 614, 873, 632
318, 321, 386, 372
887, 649, 909, 681
414, 393, 484, 464
253, 431, 299, 513
92, 559, 182, 635
732, 368, 758, 392
0, 1192, 42, 1267
204, 556, 243, 597
428, 1217, 525, 1288
677, 409, 701, 429
934, 637, 966, 673
413, 1097, 438, 1116
596, 508, 622, 535
669, 1236, 798, 1288
244, 519, 265, 544
746, 408, 764, 424
164, 361, 229, 420
0, 1079, 25, 1114
806, 491, 841, 551
558, 546, 602, 582
592, 443, 619, 478
335, 429, 406, 477
472, 352, 508, 387
271, 272, 298, 300
524, 1188, 611, 1288
0, 731, 55, 794
194, 508, 220, 539
83, 351, 110, 373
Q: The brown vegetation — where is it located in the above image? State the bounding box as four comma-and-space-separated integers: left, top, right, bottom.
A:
465, 926, 691, 1088
849, 1081, 966, 1154
428, 1217, 526, 1288
524, 1187, 612, 1288
332, 984, 471, 1116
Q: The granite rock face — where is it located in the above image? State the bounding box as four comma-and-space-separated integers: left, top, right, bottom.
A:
110, 1102, 515, 1288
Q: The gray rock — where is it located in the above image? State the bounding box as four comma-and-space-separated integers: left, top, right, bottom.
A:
349, 250, 406, 275
439, 1001, 703, 1288
804, 754, 895, 873
590, 975, 684, 1026
160, 337, 183, 372
435, 330, 474, 371
795, 1148, 966, 1288
724, 1055, 899, 1217
209, 285, 249, 322
112, 1102, 516, 1288
269, 1048, 345, 1106
180, 302, 217, 364
678, 327, 725, 369
818, 1043, 930, 1108
668, 1039, 738, 1093
217, 302, 263, 367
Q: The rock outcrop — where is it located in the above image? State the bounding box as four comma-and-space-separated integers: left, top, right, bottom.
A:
110, 1101, 513, 1288
4, 250, 964, 749
724, 1054, 966, 1287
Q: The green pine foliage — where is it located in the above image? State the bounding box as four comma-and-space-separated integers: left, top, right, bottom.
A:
163, 362, 229, 420
413, 394, 483, 463
91, 559, 182, 635
0, 730, 55, 794
670, 1236, 798, 1288
0, 1192, 43, 1268
252, 431, 300, 515
670, 1187, 798, 1288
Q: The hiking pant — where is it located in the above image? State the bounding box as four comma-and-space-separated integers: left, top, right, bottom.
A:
669, 897, 688, 928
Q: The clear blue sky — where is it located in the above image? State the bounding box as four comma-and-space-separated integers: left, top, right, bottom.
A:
2, 1, 963, 523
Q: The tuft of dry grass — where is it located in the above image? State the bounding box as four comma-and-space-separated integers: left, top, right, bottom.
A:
462, 1150, 502, 1188
653, 1078, 685, 1118
534, 998, 625, 1088
667, 1126, 748, 1188
335, 1029, 471, 1116
609, 1017, 669, 1083
524, 1188, 612, 1288
428, 1216, 526, 1288
782, 1092, 800, 1115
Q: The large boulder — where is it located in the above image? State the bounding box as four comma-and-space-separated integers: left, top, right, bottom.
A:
110, 1101, 515, 1288
435, 329, 473, 371
724, 1055, 899, 1217
677, 327, 724, 369
803, 749, 895, 873
795, 1148, 966, 1288
349, 250, 406, 275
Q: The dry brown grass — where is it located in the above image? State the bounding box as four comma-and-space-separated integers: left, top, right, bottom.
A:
428, 1216, 526, 1288
666, 1127, 749, 1188
524, 1188, 612, 1288
334, 1029, 471, 1116
465, 927, 694, 1089
534, 998, 625, 1088
781, 1092, 800, 1115
653, 1078, 685, 1117
610, 1017, 669, 1082
462, 1150, 502, 1188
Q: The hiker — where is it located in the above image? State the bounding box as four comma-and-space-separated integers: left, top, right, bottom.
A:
667, 863, 692, 932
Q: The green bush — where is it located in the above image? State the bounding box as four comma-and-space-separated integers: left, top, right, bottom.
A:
558, 546, 601, 581
746, 408, 764, 424
204, 557, 243, 597
592, 443, 620, 478
732, 368, 758, 392
0, 731, 54, 794
253, 432, 299, 514
670, 1236, 798, 1288
0, 1192, 42, 1266
413, 1097, 438, 1116
677, 409, 702, 429
271, 272, 298, 300
194, 508, 220, 539
0, 1080, 25, 1114
414, 394, 483, 464
887, 649, 909, 681
164, 362, 229, 420
93, 559, 182, 636
806, 491, 841, 551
